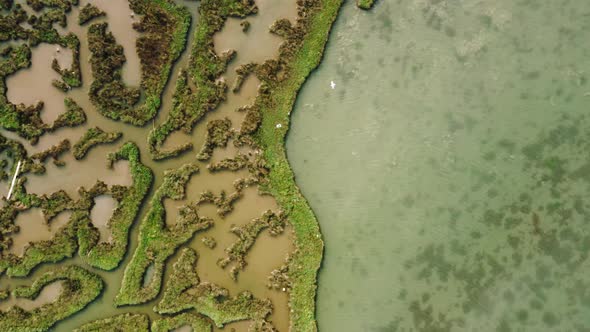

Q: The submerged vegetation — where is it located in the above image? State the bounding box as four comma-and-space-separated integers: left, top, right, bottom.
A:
0, 0, 344, 329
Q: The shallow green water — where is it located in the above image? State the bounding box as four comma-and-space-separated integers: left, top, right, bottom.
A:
288, 1, 590, 330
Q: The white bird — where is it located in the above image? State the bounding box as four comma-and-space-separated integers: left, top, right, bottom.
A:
330, 80, 336, 89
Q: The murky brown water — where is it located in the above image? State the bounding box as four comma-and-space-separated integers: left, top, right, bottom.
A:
214, 0, 297, 82
0, 0, 298, 330
90, 195, 117, 243
25, 154, 132, 199
10, 210, 70, 256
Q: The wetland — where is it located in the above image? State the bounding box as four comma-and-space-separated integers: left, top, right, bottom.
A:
7, 0, 579, 331
0, 0, 341, 330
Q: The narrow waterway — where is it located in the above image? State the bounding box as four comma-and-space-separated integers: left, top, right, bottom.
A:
288, 0, 590, 330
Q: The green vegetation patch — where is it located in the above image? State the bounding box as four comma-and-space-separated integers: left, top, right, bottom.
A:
1, 179, 112, 276
0, 265, 103, 332
0, 133, 36, 193
0, 142, 149, 276
87, 22, 141, 121
26, 0, 77, 12
30, 138, 70, 166
0, 0, 9, 10
115, 163, 212, 306
0, 288, 8, 300
196, 177, 257, 217
87, 0, 190, 125
201, 236, 216, 249
48, 98, 87, 132
78, 3, 105, 25
0, 44, 42, 143
151, 312, 212, 332
196, 117, 233, 161
147, 0, 257, 160
231, 62, 256, 93
0, 6, 28, 40
50, 39, 82, 91
207, 153, 249, 172
267, 253, 292, 291
0, 212, 80, 277
0, 5, 84, 142
78, 142, 153, 270
131, 0, 191, 122
146, 69, 197, 160
249, 0, 344, 329
74, 312, 212, 332
74, 313, 150, 332
72, 127, 122, 160
155, 247, 273, 328
26, 5, 84, 90
206, 153, 268, 180
240, 20, 250, 33
218, 210, 286, 280
0, 136, 71, 275
356, 0, 376, 10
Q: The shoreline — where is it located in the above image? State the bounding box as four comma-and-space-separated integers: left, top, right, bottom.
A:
253, 0, 344, 329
